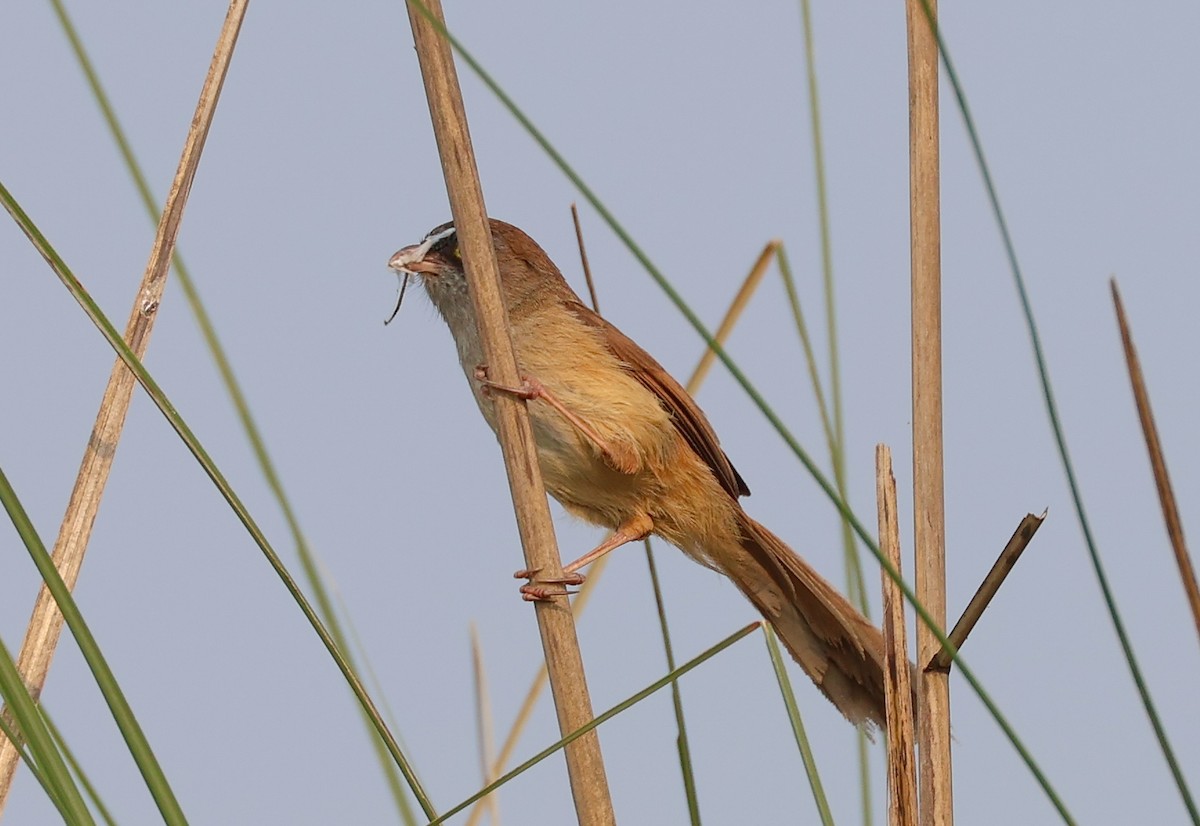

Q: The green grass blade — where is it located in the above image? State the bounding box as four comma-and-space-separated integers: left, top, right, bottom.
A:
643, 540, 702, 825
0, 180, 439, 822
0, 717, 44, 807
39, 710, 117, 826
774, 245, 835, 470
919, 2, 1198, 820
795, 0, 864, 613
763, 625, 834, 826
795, 3, 874, 814
0, 467, 170, 824
41, 710, 118, 826
0, 674, 81, 823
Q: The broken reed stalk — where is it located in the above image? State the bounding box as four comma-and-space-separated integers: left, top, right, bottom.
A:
876, 445, 918, 826
0, 0, 248, 810
905, 0, 953, 822
1111, 280, 1200, 644
927, 512, 1045, 671
403, 2, 615, 823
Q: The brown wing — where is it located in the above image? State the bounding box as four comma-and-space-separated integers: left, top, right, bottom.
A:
566, 301, 750, 499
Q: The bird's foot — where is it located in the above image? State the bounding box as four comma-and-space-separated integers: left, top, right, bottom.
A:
474, 364, 545, 401
514, 567, 586, 602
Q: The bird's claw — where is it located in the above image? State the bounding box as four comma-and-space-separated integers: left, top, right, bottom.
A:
515, 567, 586, 601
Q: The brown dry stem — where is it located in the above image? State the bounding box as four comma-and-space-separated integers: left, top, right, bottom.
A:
404, 2, 614, 823
927, 512, 1046, 672
906, 0, 953, 821
1111, 279, 1200, 644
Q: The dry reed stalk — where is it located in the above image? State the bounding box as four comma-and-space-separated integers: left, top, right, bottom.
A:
927, 512, 1045, 671
687, 241, 779, 389
905, 0, 953, 822
403, 2, 614, 822
1111, 280, 1200, 644
876, 445, 918, 826
0, 1, 248, 810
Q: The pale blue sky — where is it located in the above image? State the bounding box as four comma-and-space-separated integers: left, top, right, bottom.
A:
2, 2, 1198, 824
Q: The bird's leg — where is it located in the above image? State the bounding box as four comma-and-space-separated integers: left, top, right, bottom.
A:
516, 513, 654, 601
474, 365, 641, 474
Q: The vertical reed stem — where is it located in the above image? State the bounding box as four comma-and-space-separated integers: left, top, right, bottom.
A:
906, 0, 953, 822
405, 3, 614, 823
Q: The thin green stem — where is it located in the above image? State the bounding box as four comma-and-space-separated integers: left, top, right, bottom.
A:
764, 626, 834, 826
42, 710, 118, 826
644, 540, 702, 825
796, 3, 873, 816
775, 245, 836, 449
0, 704, 71, 822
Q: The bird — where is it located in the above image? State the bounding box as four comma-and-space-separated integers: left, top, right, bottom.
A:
388, 218, 890, 728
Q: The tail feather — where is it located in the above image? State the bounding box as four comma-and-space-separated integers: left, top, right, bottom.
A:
723, 509, 890, 729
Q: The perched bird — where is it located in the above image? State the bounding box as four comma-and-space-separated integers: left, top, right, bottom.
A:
388, 218, 889, 728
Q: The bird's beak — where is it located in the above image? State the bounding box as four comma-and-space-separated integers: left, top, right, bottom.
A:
388, 243, 438, 275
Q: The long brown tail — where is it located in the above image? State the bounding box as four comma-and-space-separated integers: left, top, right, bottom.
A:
721, 508, 889, 728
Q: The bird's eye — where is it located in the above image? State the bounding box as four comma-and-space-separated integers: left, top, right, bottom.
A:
452, 246, 461, 260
